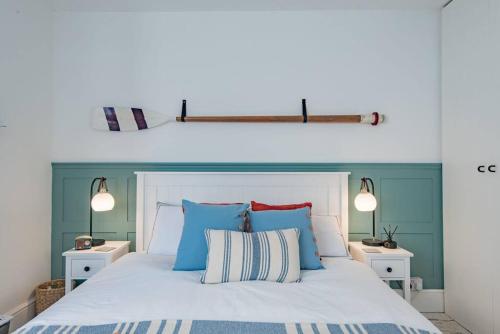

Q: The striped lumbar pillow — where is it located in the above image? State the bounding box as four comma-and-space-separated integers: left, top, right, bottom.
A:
201, 228, 301, 284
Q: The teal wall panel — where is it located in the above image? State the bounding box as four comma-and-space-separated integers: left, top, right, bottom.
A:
52, 163, 443, 288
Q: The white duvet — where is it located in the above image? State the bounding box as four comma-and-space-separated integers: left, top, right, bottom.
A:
28, 253, 438, 332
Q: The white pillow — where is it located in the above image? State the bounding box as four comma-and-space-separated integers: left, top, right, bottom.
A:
311, 215, 349, 257
147, 202, 184, 255
201, 228, 301, 284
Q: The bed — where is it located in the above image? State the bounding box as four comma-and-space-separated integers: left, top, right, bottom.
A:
18, 172, 440, 334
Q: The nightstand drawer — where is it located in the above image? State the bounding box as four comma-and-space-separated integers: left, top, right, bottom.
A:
71, 259, 105, 278
372, 259, 404, 278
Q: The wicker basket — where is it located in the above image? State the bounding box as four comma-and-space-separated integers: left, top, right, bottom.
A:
35, 279, 65, 315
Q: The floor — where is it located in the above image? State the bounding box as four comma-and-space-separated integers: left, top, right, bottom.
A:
423, 313, 472, 334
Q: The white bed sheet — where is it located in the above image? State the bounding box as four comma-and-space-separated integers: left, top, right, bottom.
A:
29, 253, 438, 332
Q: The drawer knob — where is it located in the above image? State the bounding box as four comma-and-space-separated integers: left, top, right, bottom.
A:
386, 267, 393, 273
84, 266, 90, 272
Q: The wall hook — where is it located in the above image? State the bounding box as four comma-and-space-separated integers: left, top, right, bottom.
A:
181, 100, 187, 122
302, 99, 308, 123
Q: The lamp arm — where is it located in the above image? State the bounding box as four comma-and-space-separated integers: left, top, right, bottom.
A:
364, 177, 375, 195
89, 177, 102, 237
363, 177, 376, 239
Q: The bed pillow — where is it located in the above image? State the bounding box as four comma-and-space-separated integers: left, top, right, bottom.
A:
201, 228, 301, 284
173, 199, 249, 271
249, 207, 323, 270
251, 201, 312, 211
148, 202, 184, 255
312, 215, 349, 257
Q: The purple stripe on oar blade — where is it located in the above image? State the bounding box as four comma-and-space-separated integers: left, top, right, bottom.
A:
103, 107, 120, 131
131, 108, 148, 130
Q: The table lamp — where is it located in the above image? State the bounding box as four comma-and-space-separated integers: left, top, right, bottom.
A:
89, 177, 115, 246
354, 177, 383, 246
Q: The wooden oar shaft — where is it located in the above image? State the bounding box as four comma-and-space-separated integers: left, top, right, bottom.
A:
176, 115, 362, 123
308, 115, 362, 123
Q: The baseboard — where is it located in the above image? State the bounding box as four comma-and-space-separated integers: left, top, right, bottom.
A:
394, 289, 444, 312
6, 298, 36, 333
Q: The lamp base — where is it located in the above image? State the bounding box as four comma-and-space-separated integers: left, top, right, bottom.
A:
91, 239, 105, 247
362, 238, 384, 247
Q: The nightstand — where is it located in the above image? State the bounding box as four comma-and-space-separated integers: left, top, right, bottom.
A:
63, 240, 130, 294
349, 241, 414, 302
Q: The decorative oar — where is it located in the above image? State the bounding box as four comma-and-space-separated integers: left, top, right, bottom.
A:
92, 99, 385, 132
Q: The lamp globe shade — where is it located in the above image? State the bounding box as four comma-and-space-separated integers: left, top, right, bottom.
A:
91, 192, 115, 212
354, 191, 377, 212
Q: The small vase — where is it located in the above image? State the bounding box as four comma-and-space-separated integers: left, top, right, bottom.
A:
383, 240, 397, 249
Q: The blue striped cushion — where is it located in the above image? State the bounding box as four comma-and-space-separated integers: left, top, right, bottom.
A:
201, 229, 301, 284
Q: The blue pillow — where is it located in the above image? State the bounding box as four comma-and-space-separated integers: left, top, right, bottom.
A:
173, 199, 249, 271
249, 207, 323, 270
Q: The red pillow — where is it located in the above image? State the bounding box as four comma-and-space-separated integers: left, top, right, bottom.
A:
251, 201, 312, 211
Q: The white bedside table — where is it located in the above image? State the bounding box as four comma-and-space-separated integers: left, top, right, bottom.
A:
63, 240, 130, 294
349, 241, 414, 302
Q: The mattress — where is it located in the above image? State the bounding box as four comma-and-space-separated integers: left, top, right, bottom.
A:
23, 253, 439, 333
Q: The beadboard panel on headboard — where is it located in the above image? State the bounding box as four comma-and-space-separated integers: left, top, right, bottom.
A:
51, 163, 443, 289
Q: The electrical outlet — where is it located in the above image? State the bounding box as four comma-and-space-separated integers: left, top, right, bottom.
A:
410, 277, 423, 291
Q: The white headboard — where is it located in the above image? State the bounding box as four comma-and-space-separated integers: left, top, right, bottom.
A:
134, 172, 350, 252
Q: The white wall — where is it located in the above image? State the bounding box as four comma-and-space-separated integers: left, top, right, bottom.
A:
0, 0, 52, 329
52, 10, 441, 163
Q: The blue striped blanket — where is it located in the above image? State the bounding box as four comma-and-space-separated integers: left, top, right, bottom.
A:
17, 320, 437, 334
